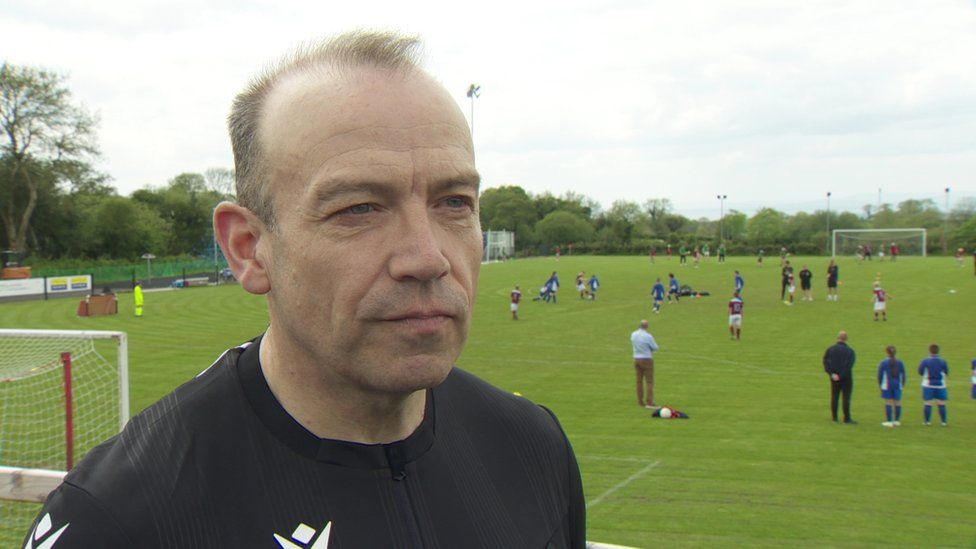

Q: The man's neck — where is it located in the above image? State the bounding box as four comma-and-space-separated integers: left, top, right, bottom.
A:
258, 328, 426, 445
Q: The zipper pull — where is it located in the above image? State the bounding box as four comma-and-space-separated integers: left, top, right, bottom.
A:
385, 445, 407, 481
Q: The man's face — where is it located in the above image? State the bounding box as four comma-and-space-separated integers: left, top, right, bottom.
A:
256, 67, 481, 396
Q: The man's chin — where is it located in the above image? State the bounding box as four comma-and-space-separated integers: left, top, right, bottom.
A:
367, 356, 455, 395
403, 358, 455, 388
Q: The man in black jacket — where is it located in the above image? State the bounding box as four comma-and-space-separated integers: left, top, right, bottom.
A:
823, 331, 857, 424
26, 31, 585, 548
780, 261, 793, 301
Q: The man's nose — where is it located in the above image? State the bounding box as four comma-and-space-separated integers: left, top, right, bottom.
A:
388, 208, 451, 282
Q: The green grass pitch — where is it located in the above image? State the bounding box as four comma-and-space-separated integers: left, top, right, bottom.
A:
1, 255, 973, 547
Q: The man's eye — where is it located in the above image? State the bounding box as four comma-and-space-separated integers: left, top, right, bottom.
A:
343, 203, 373, 215
443, 196, 471, 209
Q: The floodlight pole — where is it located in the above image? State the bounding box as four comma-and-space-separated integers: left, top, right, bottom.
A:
943, 187, 950, 254
466, 84, 481, 142
212, 206, 218, 283
716, 194, 727, 243
826, 192, 832, 255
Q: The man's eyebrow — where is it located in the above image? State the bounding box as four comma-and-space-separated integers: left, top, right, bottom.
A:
310, 171, 481, 204
310, 179, 397, 205
429, 171, 481, 195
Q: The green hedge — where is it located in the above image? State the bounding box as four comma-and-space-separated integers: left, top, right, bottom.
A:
28, 256, 227, 284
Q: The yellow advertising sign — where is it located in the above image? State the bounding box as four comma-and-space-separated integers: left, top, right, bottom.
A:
46, 274, 91, 293
49, 277, 69, 291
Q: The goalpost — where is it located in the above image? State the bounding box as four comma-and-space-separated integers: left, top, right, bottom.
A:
483, 230, 515, 263
0, 329, 128, 544
832, 228, 927, 257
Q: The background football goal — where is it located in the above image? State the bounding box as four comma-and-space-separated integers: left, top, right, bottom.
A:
0, 329, 128, 545
831, 228, 927, 257
483, 230, 515, 262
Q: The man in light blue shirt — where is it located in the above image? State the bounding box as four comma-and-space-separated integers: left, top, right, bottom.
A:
631, 319, 660, 409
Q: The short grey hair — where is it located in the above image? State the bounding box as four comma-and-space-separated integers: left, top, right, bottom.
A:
227, 30, 424, 227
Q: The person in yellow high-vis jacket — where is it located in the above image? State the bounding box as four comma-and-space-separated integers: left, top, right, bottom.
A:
133, 281, 144, 317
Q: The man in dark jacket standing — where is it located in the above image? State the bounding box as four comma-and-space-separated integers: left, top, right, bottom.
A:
780, 260, 793, 301
823, 331, 857, 424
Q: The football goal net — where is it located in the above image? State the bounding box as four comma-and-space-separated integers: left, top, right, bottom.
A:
0, 329, 128, 545
832, 228, 927, 257
483, 230, 515, 263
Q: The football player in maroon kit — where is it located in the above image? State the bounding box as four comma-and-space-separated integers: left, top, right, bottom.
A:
728, 291, 744, 340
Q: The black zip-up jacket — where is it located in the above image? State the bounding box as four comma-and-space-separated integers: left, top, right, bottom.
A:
26, 337, 585, 548
823, 341, 856, 380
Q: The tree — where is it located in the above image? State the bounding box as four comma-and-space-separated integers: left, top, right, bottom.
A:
835, 212, 864, 230
533, 191, 596, 221
661, 213, 691, 238
91, 196, 166, 258
723, 210, 748, 242
747, 208, 786, 245
24, 159, 117, 257
643, 198, 674, 237
949, 197, 976, 224
953, 215, 976, 249
479, 186, 538, 246
203, 167, 235, 199
0, 62, 99, 253
784, 211, 816, 242
643, 198, 672, 221
534, 211, 594, 246
595, 200, 648, 246
132, 173, 222, 255
870, 204, 897, 228
695, 217, 716, 240
895, 199, 942, 229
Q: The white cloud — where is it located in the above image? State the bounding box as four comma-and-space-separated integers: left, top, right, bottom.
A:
2, 0, 974, 214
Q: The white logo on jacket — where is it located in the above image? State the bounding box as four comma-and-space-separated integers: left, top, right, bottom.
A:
24, 513, 69, 549
274, 521, 332, 549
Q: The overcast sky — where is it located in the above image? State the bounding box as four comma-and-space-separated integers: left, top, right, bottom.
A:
2, 0, 975, 218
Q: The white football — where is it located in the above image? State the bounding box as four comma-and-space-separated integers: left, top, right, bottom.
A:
659, 407, 672, 419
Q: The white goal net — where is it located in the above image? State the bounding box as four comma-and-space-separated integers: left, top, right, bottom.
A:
0, 329, 128, 545
483, 230, 515, 262
832, 228, 927, 257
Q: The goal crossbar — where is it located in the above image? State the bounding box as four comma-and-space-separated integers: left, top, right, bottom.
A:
831, 228, 927, 257
0, 466, 66, 503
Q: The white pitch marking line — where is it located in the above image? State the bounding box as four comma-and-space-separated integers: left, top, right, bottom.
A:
680, 353, 778, 374
582, 455, 648, 463
586, 460, 661, 509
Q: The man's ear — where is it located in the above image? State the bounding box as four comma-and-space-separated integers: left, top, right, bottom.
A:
214, 202, 271, 295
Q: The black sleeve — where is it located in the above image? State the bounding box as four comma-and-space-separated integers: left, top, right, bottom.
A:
540, 406, 586, 549
24, 482, 132, 548
823, 347, 833, 374
565, 436, 586, 549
